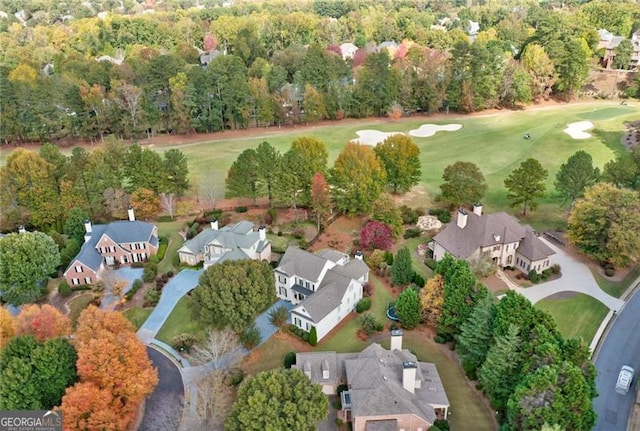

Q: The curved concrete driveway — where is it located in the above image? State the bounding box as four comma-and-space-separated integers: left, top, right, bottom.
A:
593, 286, 640, 431
510, 238, 624, 311
137, 269, 202, 344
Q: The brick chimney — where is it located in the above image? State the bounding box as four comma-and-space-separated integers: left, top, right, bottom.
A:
456, 208, 468, 229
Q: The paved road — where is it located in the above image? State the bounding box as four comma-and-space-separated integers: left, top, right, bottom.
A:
140, 346, 184, 431
512, 238, 624, 311
137, 269, 202, 344
593, 287, 640, 431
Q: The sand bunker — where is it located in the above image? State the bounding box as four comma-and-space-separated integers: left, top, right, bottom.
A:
409, 124, 462, 138
564, 121, 594, 140
351, 130, 404, 146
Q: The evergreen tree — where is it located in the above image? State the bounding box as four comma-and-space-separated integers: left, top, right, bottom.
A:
504, 158, 548, 215
456, 294, 496, 378
391, 247, 413, 286
554, 150, 599, 205
395, 288, 421, 330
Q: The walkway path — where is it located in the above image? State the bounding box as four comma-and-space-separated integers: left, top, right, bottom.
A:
505, 238, 624, 311
137, 269, 202, 344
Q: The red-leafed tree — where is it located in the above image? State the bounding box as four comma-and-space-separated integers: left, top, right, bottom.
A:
65, 306, 158, 431
326, 44, 341, 57
13, 304, 71, 342
310, 172, 331, 232
60, 382, 127, 431
203, 33, 217, 51
352, 48, 367, 68
360, 221, 393, 250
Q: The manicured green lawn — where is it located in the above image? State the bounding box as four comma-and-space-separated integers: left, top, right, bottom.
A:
402, 331, 495, 431
592, 265, 640, 298
121, 307, 153, 330
156, 220, 186, 273
156, 296, 206, 345
68, 293, 94, 327
400, 236, 432, 279
148, 101, 635, 230
241, 336, 293, 377
267, 233, 300, 253
536, 293, 609, 343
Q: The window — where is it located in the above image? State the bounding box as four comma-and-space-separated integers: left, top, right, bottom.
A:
71, 278, 80, 285
110, 246, 116, 253
493, 245, 500, 251
75, 265, 83, 273
279, 287, 287, 297
305, 322, 310, 331
84, 277, 92, 284
294, 317, 301, 327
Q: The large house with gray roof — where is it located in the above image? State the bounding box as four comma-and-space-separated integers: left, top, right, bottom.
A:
177, 220, 271, 268
275, 246, 369, 342
431, 204, 554, 274
295, 330, 449, 431
63, 207, 158, 286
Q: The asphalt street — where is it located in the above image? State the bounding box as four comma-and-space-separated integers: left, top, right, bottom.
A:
593, 287, 640, 430
140, 346, 185, 431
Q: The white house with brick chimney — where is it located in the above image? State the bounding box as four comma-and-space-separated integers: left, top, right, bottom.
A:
431, 203, 554, 274
294, 330, 449, 430
275, 247, 369, 342
177, 220, 271, 268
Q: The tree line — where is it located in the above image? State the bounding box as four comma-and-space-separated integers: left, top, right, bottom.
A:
0, 143, 190, 232
1, 0, 639, 144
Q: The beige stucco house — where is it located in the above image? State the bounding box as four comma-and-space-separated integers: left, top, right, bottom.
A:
431, 204, 554, 274
295, 330, 449, 431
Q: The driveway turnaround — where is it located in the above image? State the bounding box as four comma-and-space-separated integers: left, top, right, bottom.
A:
511, 238, 624, 311
137, 269, 202, 344
140, 346, 184, 431
593, 287, 640, 431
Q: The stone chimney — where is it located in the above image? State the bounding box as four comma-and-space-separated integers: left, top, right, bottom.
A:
128, 206, 135, 221
211, 219, 219, 230
390, 329, 403, 351
456, 208, 468, 229
402, 361, 418, 394
18, 225, 26, 234
258, 225, 266, 241
355, 250, 364, 260
473, 202, 483, 216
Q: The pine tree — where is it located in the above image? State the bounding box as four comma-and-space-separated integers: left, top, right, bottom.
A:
391, 247, 413, 286
456, 294, 495, 379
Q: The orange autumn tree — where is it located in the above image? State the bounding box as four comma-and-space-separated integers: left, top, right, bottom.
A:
13, 304, 71, 341
0, 307, 14, 349
62, 306, 158, 431
59, 382, 128, 431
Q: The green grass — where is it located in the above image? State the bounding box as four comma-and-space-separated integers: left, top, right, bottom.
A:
400, 236, 432, 279
156, 296, 206, 345
402, 332, 495, 431
156, 220, 185, 274
241, 336, 293, 376
267, 233, 300, 253
68, 293, 94, 327
536, 293, 609, 343
592, 265, 640, 298
121, 307, 153, 330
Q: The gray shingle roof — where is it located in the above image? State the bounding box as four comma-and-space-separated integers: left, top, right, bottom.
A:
317, 249, 348, 263
434, 211, 530, 259
517, 230, 555, 261
296, 269, 353, 322
179, 221, 265, 255
331, 258, 369, 280
364, 420, 397, 431
275, 247, 330, 282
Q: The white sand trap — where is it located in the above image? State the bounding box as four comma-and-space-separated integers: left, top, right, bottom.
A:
564, 121, 594, 139
350, 130, 404, 146
409, 123, 462, 138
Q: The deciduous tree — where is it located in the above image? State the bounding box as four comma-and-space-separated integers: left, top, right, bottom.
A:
419, 274, 444, 327
504, 158, 548, 215
331, 143, 387, 214
130, 188, 159, 220
371, 193, 403, 237
60, 382, 126, 431
63, 207, 90, 243
192, 260, 275, 332
190, 328, 242, 369
568, 183, 640, 266
554, 150, 600, 205
0, 232, 60, 305
13, 304, 71, 342
225, 368, 328, 431
360, 221, 393, 251
439, 161, 488, 208
0, 308, 14, 349
310, 172, 331, 231
374, 135, 421, 194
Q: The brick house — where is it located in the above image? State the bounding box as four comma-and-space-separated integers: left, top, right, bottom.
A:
63, 207, 158, 286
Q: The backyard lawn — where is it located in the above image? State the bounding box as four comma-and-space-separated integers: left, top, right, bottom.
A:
592, 265, 640, 298
157, 220, 186, 274
156, 296, 206, 345
122, 306, 153, 330
536, 293, 609, 343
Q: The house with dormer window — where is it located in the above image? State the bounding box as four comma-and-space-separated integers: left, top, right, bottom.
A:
275, 247, 369, 342
63, 207, 158, 286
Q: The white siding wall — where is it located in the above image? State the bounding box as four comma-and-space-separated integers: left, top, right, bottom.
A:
432, 242, 448, 261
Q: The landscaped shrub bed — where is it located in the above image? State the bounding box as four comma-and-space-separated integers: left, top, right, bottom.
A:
125, 279, 144, 300
355, 297, 371, 313
157, 237, 168, 260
